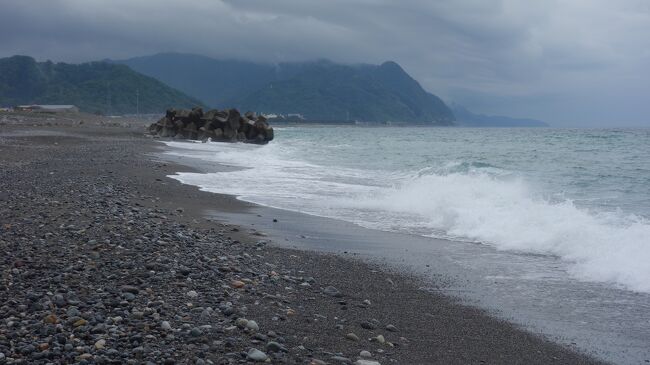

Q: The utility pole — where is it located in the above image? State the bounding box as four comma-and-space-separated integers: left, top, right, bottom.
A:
136, 88, 139, 118
106, 81, 111, 116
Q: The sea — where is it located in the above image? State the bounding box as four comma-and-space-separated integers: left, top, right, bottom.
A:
162, 126, 650, 364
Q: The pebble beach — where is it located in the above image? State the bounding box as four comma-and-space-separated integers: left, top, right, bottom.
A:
0, 113, 605, 364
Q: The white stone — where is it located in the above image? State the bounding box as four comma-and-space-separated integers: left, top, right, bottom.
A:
94, 339, 106, 349
161, 321, 172, 331
246, 320, 259, 331
247, 348, 268, 362
355, 360, 381, 365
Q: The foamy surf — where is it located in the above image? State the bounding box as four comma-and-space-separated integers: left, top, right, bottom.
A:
357, 169, 650, 292
162, 127, 650, 293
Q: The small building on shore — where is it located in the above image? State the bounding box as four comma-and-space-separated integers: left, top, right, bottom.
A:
15, 105, 79, 113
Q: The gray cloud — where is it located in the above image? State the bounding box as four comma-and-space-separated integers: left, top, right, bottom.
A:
1, 0, 649, 126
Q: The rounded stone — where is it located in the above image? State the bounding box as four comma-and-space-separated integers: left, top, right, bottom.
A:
246, 320, 259, 331
247, 348, 268, 362
235, 318, 249, 328
323, 286, 342, 297
94, 339, 106, 350
266, 341, 287, 353
345, 333, 360, 341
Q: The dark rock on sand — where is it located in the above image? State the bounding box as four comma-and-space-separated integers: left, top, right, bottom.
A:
148, 107, 274, 145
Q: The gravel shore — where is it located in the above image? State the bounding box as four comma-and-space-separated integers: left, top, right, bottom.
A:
0, 115, 605, 364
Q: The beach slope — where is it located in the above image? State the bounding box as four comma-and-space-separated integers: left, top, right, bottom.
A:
0, 117, 604, 364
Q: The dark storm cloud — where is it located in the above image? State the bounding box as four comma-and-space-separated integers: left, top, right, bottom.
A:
1, 0, 649, 126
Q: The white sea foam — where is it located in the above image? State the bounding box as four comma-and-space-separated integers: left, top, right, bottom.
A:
358, 170, 650, 292
163, 140, 650, 293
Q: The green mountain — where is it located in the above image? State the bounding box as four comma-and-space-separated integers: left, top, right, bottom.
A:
452, 105, 549, 127
115, 53, 279, 108
116, 53, 455, 124
0, 55, 203, 114
238, 61, 454, 123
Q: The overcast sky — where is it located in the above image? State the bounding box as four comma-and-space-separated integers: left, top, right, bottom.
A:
1, 0, 649, 126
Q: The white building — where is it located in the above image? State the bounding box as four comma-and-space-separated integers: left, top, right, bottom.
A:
16, 105, 79, 113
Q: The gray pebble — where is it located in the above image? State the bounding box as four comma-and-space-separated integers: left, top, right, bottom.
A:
20, 344, 36, 355
247, 348, 268, 362
331, 356, 352, 363
266, 341, 288, 353
345, 333, 360, 341
355, 360, 381, 365
246, 320, 259, 331
120, 285, 139, 294
53, 294, 66, 306
66, 307, 80, 317
385, 324, 398, 332
161, 321, 172, 331
323, 286, 342, 297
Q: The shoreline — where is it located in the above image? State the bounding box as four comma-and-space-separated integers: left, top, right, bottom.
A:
0, 120, 605, 364
158, 134, 650, 365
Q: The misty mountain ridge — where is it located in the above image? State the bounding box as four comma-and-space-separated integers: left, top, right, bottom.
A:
0, 55, 203, 114
452, 104, 549, 127
0, 53, 545, 126
114, 53, 455, 124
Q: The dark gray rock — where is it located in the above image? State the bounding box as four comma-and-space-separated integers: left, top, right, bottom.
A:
120, 285, 139, 294
149, 108, 274, 144
323, 286, 343, 297
266, 341, 288, 353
